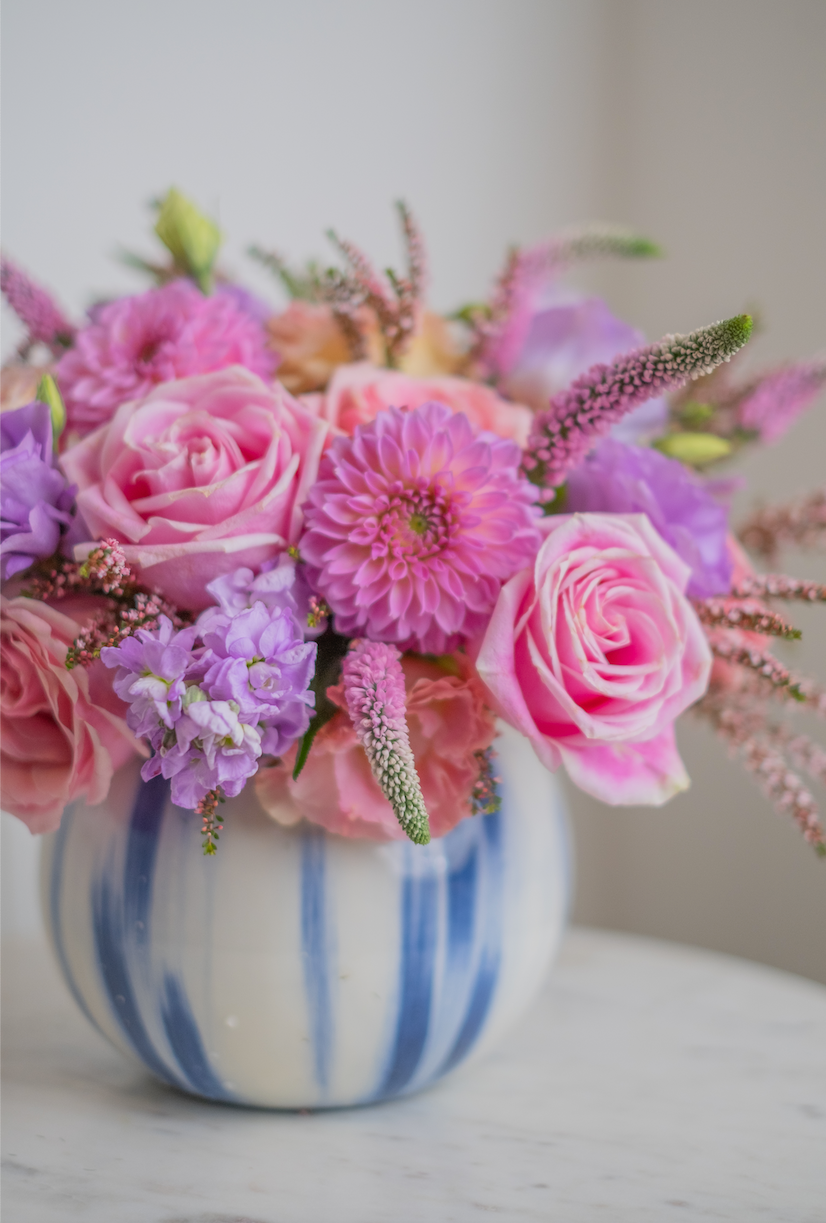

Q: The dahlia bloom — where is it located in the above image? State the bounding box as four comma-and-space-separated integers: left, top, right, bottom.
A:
300, 401, 542, 653
0, 401, 77, 578
566, 438, 732, 598
56, 280, 277, 434
255, 653, 497, 841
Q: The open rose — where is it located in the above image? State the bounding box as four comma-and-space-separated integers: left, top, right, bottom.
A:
303, 361, 533, 446
255, 654, 497, 840
1, 596, 139, 832
475, 513, 712, 805
60, 367, 328, 612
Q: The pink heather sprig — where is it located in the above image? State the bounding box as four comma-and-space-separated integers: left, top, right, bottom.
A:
470, 747, 502, 818
0, 254, 75, 354
693, 598, 801, 640
473, 226, 660, 381
709, 637, 803, 697
730, 574, 826, 603
523, 314, 753, 493
66, 591, 184, 669
197, 789, 226, 856
738, 490, 826, 562
322, 201, 426, 367
342, 640, 430, 845
736, 359, 826, 443
695, 691, 826, 854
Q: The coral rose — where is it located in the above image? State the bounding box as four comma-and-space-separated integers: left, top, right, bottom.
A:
0, 596, 139, 832
60, 367, 329, 612
303, 361, 533, 445
255, 654, 497, 840
475, 512, 712, 805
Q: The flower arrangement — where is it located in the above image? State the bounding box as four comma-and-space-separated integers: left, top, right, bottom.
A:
2, 189, 825, 858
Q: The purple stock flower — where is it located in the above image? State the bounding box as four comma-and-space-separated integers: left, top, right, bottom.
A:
146, 696, 263, 809
101, 587, 316, 809
101, 616, 198, 736
565, 438, 732, 598
0, 400, 77, 579
500, 293, 668, 443
201, 555, 324, 638
198, 599, 316, 755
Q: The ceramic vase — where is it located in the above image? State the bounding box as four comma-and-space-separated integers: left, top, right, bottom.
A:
41, 722, 570, 1108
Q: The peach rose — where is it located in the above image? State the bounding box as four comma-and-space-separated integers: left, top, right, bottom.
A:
255, 654, 497, 840
1, 596, 139, 832
60, 367, 329, 612
302, 361, 533, 445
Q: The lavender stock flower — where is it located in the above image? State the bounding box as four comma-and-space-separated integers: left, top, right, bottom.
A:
0, 400, 77, 578
566, 438, 732, 598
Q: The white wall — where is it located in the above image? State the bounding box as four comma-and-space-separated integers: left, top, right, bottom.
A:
3, 0, 826, 979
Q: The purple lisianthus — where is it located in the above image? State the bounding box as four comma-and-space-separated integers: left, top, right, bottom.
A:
499, 293, 668, 444
0, 400, 77, 579
565, 438, 732, 598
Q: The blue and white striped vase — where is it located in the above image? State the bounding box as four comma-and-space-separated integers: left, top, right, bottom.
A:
40, 722, 571, 1109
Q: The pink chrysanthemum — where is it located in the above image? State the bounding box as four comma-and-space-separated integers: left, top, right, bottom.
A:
56, 281, 277, 435
300, 401, 542, 653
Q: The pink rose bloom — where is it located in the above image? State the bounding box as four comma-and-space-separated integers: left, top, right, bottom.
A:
303, 361, 533, 446
0, 595, 138, 832
56, 281, 277, 435
61, 367, 328, 612
475, 513, 712, 806
255, 654, 497, 840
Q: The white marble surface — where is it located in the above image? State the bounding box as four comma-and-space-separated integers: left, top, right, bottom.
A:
3, 929, 825, 1223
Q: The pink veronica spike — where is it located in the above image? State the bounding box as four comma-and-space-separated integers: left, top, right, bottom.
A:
342, 640, 430, 844
523, 314, 753, 492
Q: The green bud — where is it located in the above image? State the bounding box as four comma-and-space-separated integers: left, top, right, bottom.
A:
35, 374, 66, 446
653, 432, 732, 466
155, 188, 221, 293
678, 400, 715, 428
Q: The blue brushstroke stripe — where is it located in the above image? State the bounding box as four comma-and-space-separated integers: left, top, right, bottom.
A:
123, 771, 169, 947
93, 873, 185, 1089
48, 805, 106, 1037
437, 807, 503, 1077
92, 771, 186, 1090
446, 843, 478, 975
300, 829, 332, 1096
377, 872, 439, 1097
161, 973, 233, 1100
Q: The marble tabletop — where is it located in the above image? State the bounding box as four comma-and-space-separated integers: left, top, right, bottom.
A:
3, 928, 825, 1223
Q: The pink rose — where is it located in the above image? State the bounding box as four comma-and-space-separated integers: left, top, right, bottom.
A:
60, 367, 329, 612
475, 513, 712, 805
1, 596, 139, 832
255, 654, 497, 840
303, 361, 533, 446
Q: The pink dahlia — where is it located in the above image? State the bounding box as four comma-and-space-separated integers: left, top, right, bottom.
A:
300, 401, 542, 652
56, 281, 277, 435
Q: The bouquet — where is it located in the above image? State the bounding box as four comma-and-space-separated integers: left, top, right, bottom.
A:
2, 190, 825, 858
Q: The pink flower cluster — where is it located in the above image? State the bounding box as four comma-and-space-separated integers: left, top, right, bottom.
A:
8, 203, 823, 854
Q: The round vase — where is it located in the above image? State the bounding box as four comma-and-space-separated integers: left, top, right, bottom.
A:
40, 722, 571, 1109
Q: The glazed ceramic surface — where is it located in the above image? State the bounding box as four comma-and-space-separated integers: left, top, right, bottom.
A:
40, 722, 571, 1108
